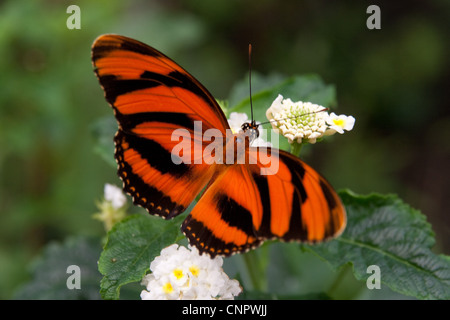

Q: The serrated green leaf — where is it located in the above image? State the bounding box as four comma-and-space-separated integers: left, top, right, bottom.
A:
98, 213, 184, 300
14, 236, 102, 300
303, 190, 450, 300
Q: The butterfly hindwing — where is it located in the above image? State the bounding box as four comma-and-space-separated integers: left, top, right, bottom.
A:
181, 164, 263, 257
181, 147, 346, 257
251, 148, 346, 243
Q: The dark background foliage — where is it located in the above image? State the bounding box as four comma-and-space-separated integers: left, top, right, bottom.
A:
0, 0, 448, 298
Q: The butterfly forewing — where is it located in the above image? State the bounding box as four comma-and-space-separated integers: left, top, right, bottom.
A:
92, 34, 229, 218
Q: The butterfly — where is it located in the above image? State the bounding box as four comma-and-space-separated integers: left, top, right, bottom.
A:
92, 34, 346, 257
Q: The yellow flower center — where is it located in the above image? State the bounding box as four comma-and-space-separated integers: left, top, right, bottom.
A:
162, 282, 173, 293
333, 118, 345, 127
189, 265, 200, 277
173, 268, 184, 280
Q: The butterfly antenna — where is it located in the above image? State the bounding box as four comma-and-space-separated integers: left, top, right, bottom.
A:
248, 44, 254, 124
258, 107, 329, 126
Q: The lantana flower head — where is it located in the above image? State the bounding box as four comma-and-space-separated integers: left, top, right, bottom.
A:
266, 94, 355, 144
140, 244, 242, 300
93, 183, 127, 231
103, 183, 127, 209
266, 95, 330, 144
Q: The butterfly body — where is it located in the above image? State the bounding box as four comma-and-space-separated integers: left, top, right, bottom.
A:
240, 120, 260, 138
92, 34, 346, 257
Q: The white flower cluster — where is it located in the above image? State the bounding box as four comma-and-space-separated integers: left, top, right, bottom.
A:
266, 94, 355, 144
93, 183, 127, 231
227, 112, 272, 147
104, 183, 127, 209
140, 244, 242, 300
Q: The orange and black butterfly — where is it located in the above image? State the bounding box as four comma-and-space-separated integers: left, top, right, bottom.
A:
92, 34, 346, 257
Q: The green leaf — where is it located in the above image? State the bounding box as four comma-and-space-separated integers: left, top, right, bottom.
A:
98, 213, 184, 300
303, 190, 450, 300
14, 236, 102, 300
228, 73, 337, 121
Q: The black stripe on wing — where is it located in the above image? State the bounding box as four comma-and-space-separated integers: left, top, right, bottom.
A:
114, 130, 186, 218
116, 111, 196, 133
181, 215, 261, 258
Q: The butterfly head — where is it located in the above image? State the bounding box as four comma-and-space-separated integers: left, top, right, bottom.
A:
241, 120, 260, 139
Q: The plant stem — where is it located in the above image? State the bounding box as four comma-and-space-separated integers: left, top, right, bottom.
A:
327, 265, 350, 298
242, 250, 268, 292
290, 142, 303, 157
326, 264, 366, 299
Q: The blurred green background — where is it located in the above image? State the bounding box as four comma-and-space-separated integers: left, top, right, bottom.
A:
0, 0, 449, 299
